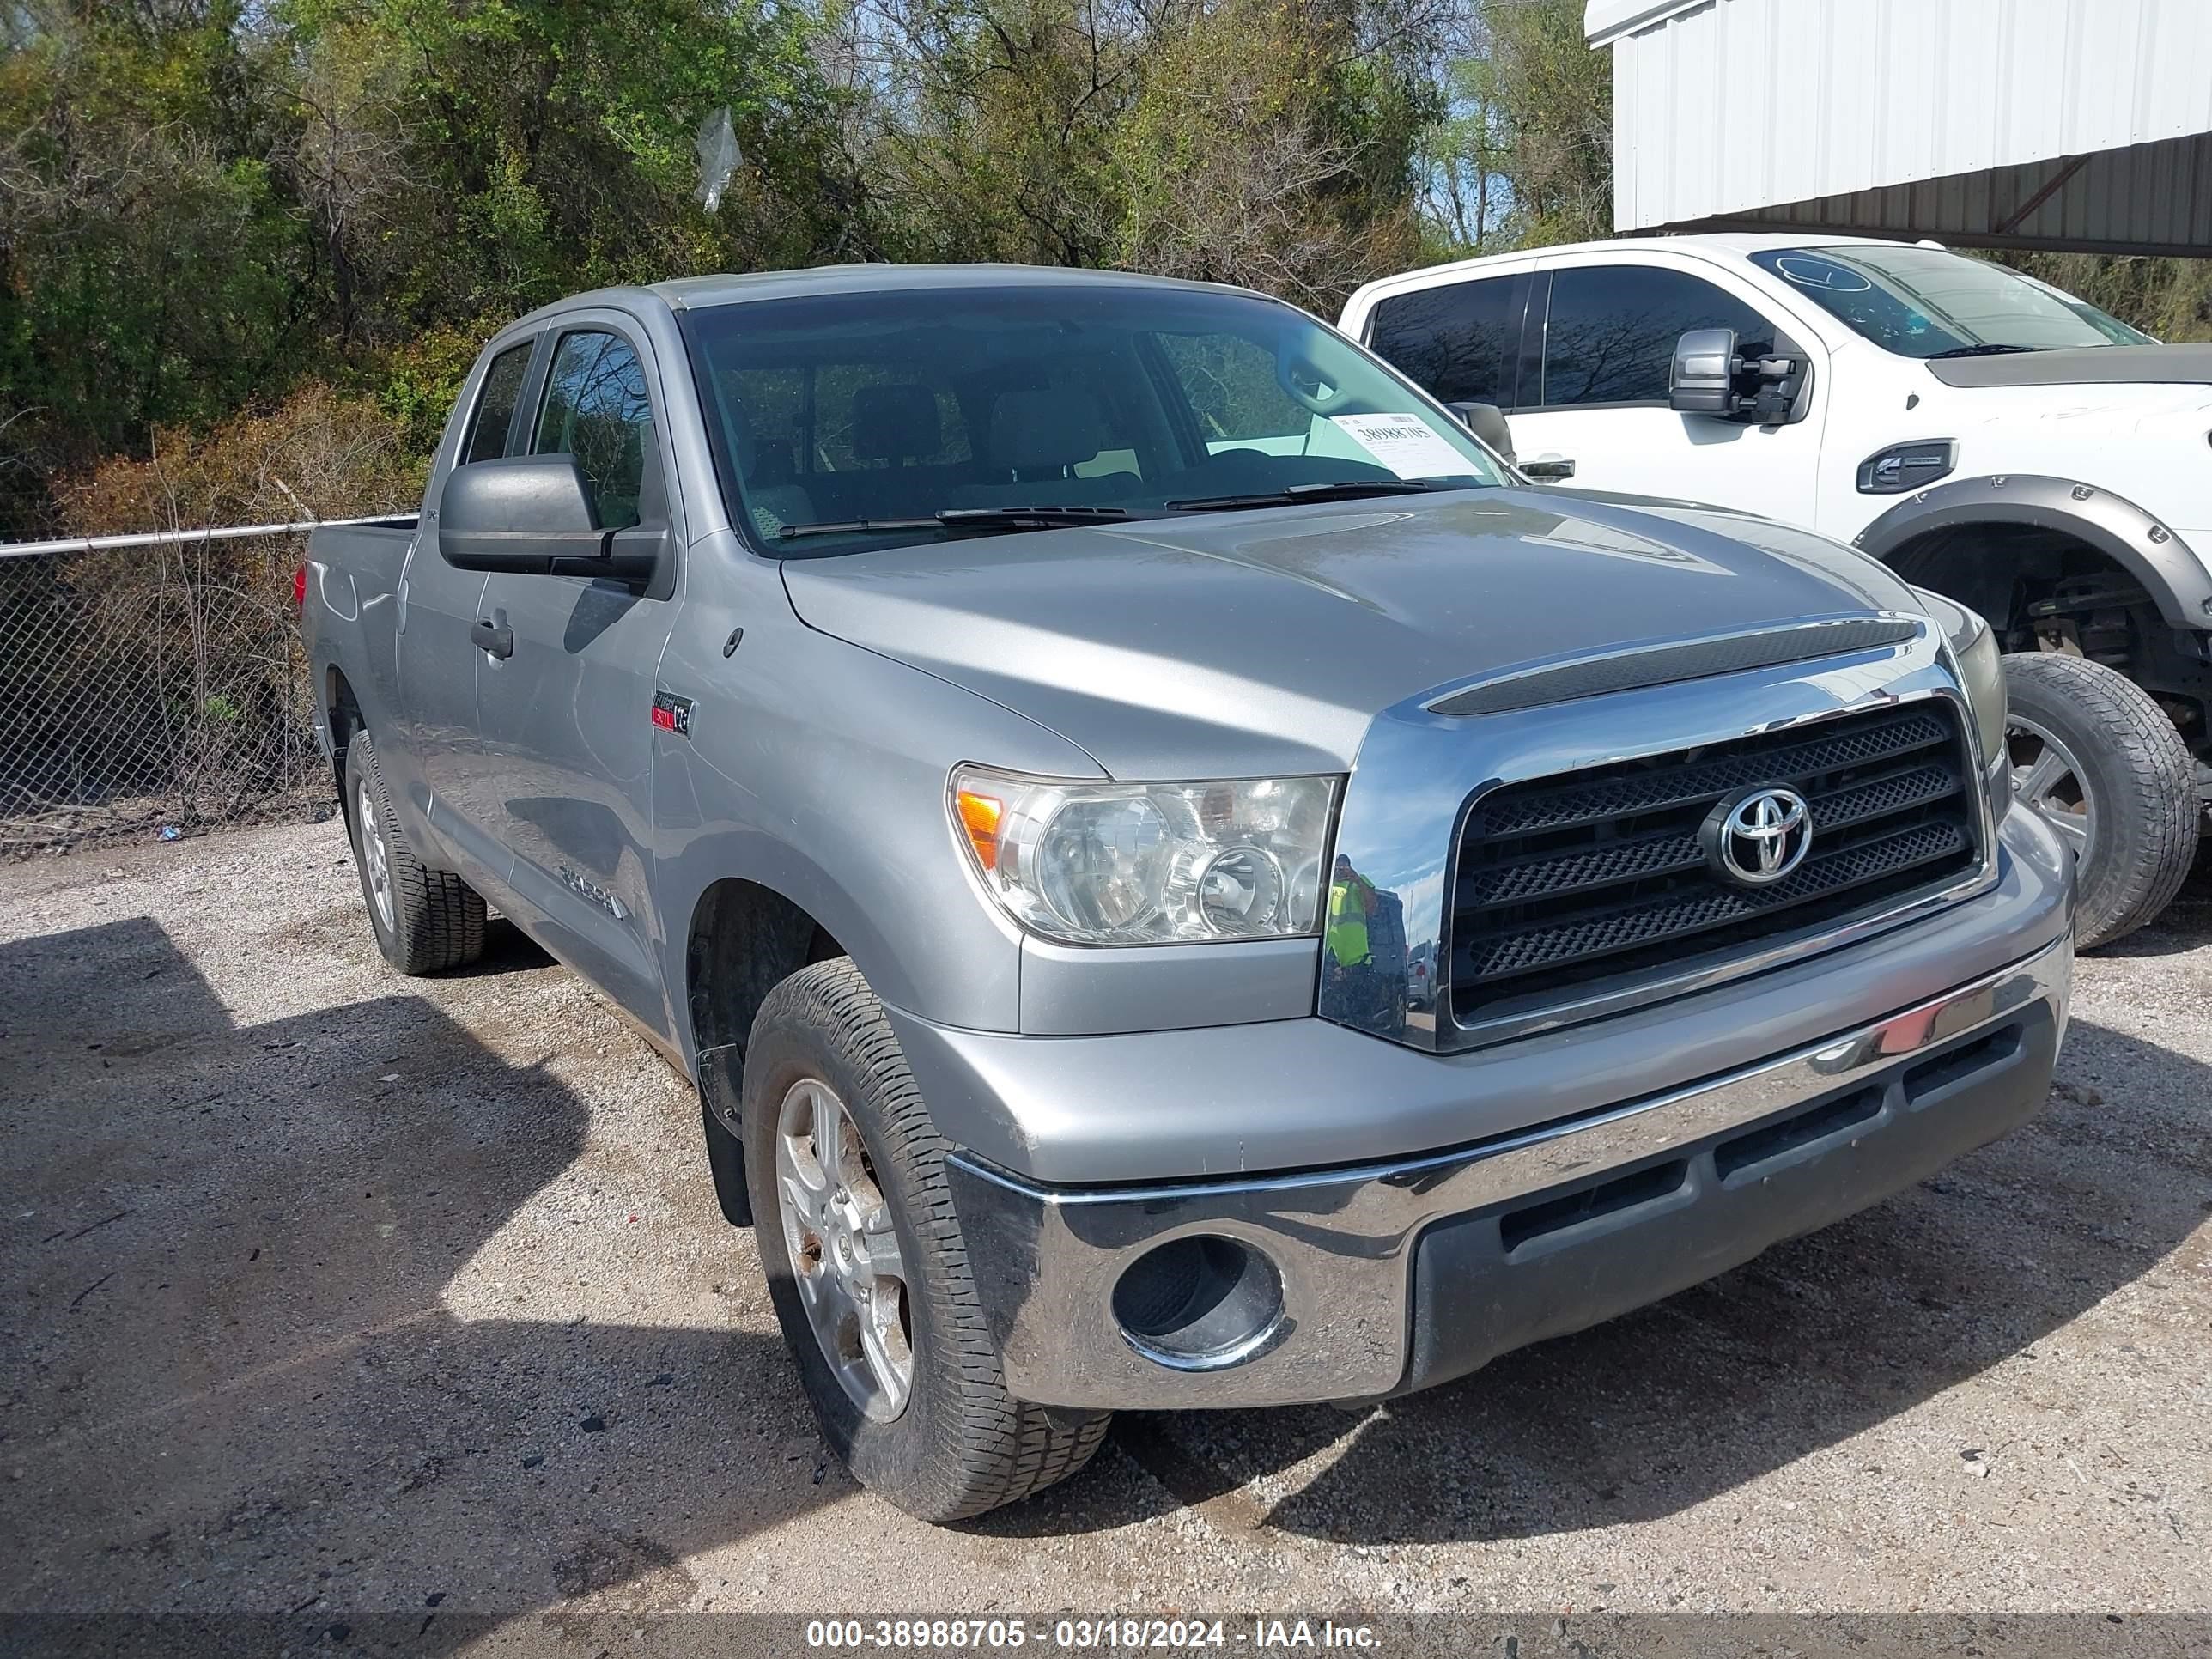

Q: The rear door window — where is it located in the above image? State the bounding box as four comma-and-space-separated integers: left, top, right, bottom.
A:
1365, 276, 1523, 408
1539, 266, 1778, 407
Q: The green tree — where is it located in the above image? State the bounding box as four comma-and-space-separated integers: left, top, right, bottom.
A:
1417, 0, 1610, 256
848, 0, 1445, 309
0, 0, 859, 527
1111, 0, 1437, 310
0, 2, 311, 510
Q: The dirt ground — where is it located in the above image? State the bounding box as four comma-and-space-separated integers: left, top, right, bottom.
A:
2, 821, 2208, 1649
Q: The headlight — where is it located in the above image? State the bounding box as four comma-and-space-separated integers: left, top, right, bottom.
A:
1914, 589, 2006, 770
950, 766, 1340, 945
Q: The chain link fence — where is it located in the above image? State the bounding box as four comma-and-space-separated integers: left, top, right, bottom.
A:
0, 533, 334, 856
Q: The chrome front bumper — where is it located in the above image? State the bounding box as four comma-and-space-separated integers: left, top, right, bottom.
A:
944, 934, 2071, 1410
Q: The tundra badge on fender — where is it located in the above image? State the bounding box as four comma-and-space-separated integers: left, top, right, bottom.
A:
651, 690, 694, 737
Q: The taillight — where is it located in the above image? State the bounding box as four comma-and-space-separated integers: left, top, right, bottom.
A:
293, 564, 308, 607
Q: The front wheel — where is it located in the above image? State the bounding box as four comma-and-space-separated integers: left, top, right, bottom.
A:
2002, 652, 2197, 948
742, 959, 1110, 1522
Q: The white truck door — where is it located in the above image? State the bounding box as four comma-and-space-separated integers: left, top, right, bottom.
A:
1509, 256, 1827, 522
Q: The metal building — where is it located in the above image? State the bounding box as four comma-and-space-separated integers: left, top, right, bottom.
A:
1587, 0, 2212, 255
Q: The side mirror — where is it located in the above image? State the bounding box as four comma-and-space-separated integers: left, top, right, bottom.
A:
1444, 400, 1515, 463
1671, 329, 1808, 424
1668, 328, 1740, 416
438, 456, 665, 586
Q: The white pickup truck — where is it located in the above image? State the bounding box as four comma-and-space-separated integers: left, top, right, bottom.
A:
1342, 232, 2209, 945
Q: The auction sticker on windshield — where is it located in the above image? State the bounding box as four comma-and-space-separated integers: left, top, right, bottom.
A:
1329, 413, 1471, 479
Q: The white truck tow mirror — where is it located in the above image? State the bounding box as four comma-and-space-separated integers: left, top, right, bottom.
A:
1669, 328, 1741, 416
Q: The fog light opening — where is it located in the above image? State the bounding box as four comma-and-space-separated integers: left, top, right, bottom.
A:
1111, 1235, 1285, 1371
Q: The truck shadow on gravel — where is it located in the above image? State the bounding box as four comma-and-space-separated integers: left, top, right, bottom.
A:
439, 915, 556, 978
0, 915, 848, 1650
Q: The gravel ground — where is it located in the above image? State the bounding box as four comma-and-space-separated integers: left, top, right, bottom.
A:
2, 821, 2208, 1645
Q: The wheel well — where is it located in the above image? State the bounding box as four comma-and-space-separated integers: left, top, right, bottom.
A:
1885, 523, 2210, 753
686, 878, 846, 1095
325, 666, 364, 804
1884, 522, 2142, 644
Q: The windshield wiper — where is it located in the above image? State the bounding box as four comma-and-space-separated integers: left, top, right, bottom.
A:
1167, 479, 1440, 512
777, 505, 1134, 541
1926, 343, 2043, 359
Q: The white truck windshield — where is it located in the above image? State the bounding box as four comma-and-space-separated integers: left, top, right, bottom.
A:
1748, 246, 2153, 359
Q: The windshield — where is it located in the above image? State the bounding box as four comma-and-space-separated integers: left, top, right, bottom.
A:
1747, 246, 2154, 357
2016, 273, 2160, 345
681, 283, 1508, 556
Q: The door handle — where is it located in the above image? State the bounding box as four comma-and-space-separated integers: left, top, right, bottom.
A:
471, 619, 514, 659
1521, 456, 1577, 481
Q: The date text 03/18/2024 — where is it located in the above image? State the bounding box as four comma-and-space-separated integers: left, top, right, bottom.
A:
803, 1620, 1382, 1650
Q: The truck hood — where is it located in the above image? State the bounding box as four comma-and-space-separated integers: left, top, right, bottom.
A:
779, 487, 1924, 778
1911, 353, 2212, 486
1924, 342, 2212, 391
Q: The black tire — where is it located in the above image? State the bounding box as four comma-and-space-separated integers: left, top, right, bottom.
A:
343, 729, 487, 975
743, 958, 1110, 1522
2002, 652, 2197, 949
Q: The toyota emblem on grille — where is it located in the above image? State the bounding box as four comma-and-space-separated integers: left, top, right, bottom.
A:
1702, 786, 1813, 887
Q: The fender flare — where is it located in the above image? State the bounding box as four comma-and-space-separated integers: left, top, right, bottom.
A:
1852, 474, 2212, 633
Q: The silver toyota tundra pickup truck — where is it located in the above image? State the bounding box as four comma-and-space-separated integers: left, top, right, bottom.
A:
305, 265, 2075, 1522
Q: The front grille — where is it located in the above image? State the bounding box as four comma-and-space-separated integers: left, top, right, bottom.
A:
1449, 702, 1979, 1028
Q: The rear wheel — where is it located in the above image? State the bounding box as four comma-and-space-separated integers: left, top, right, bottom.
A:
743, 958, 1110, 1522
2002, 652, 2197, 947
343, 730, 487, 974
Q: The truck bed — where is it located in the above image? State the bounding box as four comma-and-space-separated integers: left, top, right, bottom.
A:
306, 519, 422, 760
307, 519, 417, 585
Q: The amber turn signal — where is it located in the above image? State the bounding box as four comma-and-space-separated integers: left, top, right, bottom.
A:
955, 788, 1003, 871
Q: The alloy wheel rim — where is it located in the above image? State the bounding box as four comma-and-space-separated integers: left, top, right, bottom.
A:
2006, 714, 2097, 864
358, 780, 396, 933
774, 1077, 914, 1421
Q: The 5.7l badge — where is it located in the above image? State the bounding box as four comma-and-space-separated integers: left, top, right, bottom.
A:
650, 690, 695, 738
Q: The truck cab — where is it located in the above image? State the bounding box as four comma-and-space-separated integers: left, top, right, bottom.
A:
1342, 233, 2211, 945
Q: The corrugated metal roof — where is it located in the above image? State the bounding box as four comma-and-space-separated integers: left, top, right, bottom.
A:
1584, 0, 1708, 46
1590, 0, 2212, 255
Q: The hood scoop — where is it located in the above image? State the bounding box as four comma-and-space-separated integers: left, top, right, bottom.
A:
1429, 617, 1923, 718
1924, 343, 2212, 390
